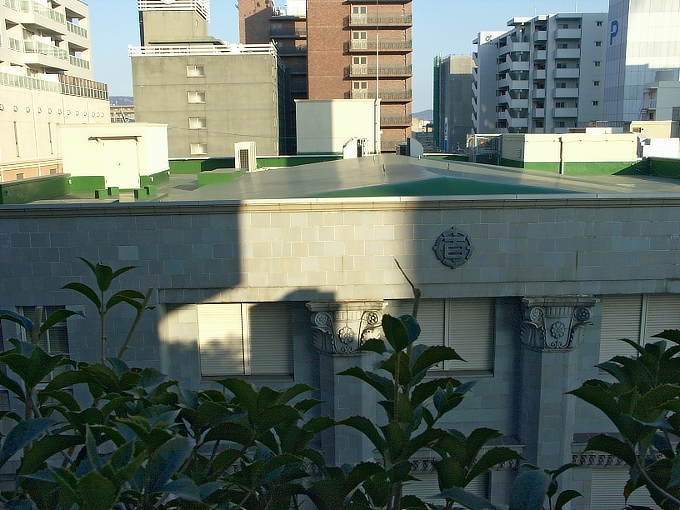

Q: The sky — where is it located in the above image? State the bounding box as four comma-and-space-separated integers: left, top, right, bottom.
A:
89, 0, 610, 113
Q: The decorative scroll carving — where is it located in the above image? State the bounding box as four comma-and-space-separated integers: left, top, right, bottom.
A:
307, 301, 386, 355
520, 296, 598, 351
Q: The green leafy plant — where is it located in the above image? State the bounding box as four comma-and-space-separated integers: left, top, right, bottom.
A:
63, 258, 152, 362
569, 330, 680, 509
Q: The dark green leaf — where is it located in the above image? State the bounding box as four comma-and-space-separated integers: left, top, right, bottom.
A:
339, 367, 394, 400
357, 338, 388, 354
0, 418, 54, 466
162, 478, 201, 501
0, 309, 33, 332
146, 437, 195, 493
77, 469, 120, 510
467, 447, 523, 485
339, 416, 385, 453
62, 282, 101, 310
585, 434, 636, 466
105, 289, 146, 311
411, 345, 464, 378
19, 434, 84, 475
382, 314, 410, 352
554, 489, 582, 510
39, 309, 83, 337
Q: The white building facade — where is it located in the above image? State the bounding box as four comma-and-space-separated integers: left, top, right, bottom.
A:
604, 0, 680, 122
0, 0, 109, 178
473, 14, 608, 134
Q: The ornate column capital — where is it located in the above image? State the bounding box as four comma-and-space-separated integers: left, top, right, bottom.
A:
520, 296, 598, 351
306, 301, 387, 355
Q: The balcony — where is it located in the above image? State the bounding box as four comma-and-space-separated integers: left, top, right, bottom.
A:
349, 89, 412, 102
348, 39, 412, 53
380, 115, 412, 127
534, 69, 546, 80
532, 108, 545, 118
286, 63, 307, 75
276, 44, 307, 55
506, 39, 530, 53
554, 28, 582, 39
553, 107, 578, 118
553, 87, 579, 98
554, 67, 580, 79
509, 60, 530, 72
346, 64, 412, 78
498, 59, 510, 72
0, 71, 108, 100
533, 88, 546, 99
348, 14, 412, 27
270, 27, 307, 38
69, 54, 90, 70
534, 50, 547, 60
534, 30, 548, 41
17, 0, 67, 31
554, 48, 581, 59
66, 21, 88, 39
508, 77, 529, 90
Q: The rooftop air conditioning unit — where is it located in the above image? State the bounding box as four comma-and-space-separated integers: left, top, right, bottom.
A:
235, 141, 257, 172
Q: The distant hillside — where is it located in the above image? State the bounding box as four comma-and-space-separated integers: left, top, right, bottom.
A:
110, 96, 134, 106
413, 109, 433, 122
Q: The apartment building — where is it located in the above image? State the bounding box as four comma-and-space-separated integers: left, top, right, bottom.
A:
473, 14, 607, 134
433, 54, 474, 152
132, 0, 292, 158
605, 0, 680, 123
239, 0, 413, 153
0, 0, 109, 179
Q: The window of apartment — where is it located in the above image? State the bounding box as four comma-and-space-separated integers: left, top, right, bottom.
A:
557, 82, 567, 88
594, 60, 601, 67
560, 24, 569, 29
592, 100, 599, 106
197, 303, 293, 377
353, 56, 367, 65
186, 65, 205, 78
556, 62, 567, 69
352, 31, 367, 40
560, 43, 569, 49
383, 298, 495, 373
534, 119, 544, 128
555, 101, 566, 108
596, 20, 603, 26
556, 121, 566, 127
593, 80, 600, 86
187, 91, 206, 104
188, 117, 207, 129
353, 81, 368, 89
190, 142, 207, 155
352, 6, 367, 14
595, 41, 602, 46
18, 306, 71, 384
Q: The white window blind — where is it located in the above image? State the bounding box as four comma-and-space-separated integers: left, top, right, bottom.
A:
403, 472, 487, 507
599, 295, 642, 363
590, 469, 659, 509
197, 303, 293, 377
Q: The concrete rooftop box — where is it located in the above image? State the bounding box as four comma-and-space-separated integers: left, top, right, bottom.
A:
60, 123, 169, 189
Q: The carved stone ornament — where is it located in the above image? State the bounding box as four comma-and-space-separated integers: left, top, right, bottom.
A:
432, 226, 473, 269
306, 301, 386, 355
520, 296, 598, 351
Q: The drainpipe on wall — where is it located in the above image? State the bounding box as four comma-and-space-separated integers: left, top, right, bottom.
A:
559, 136, 565, 175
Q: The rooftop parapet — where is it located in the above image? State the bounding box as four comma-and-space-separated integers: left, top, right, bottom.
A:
128, 43, 277, 57
137, 0, 210, 23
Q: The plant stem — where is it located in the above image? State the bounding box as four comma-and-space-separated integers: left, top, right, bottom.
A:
118, 288, 153, 359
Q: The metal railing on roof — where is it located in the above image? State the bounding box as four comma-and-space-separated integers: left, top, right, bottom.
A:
137, 0, 210, 23
128, 43, 277, 57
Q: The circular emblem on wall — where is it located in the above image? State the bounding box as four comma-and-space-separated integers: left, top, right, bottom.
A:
432, 227, 473, 269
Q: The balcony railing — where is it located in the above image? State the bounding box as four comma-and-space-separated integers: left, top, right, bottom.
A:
348, 39, 412, 52
349, 89, 412, 101
67, 21, 88, 38
0, 72, 108, 100
380, 115, 412, 126
346, 64, 412, 77
69, 55, 90, 69
9, 38, 69, 60
348, 14, 412, 27
270, 27, 307, 38
137, 0, 210, 23
275, 44, 307, 55
16, 0, 66, 24
3, 0, 19, 10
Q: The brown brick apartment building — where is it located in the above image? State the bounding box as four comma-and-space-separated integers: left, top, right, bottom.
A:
239, 0, 412, 152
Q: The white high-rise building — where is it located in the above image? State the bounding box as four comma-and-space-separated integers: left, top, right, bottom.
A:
0, 0, 109, 178
473, 13, 608, 134
604, 0, 680, 122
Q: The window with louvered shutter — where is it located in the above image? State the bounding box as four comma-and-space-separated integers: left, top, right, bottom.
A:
403, 472, 488, 506
448, 299, 494, 372
590, 469, 659, 509
644, 294, 680, 343
197, 303, 293, 377
384, 299, 494, 373
599, 295, 642, 363
20, 306, 70, 356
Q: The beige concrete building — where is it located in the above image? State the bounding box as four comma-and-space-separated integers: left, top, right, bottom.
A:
131, 0, 292, 158
0, 0, 109, 179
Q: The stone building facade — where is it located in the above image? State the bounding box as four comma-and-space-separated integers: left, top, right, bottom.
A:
0, 156, 675, 508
